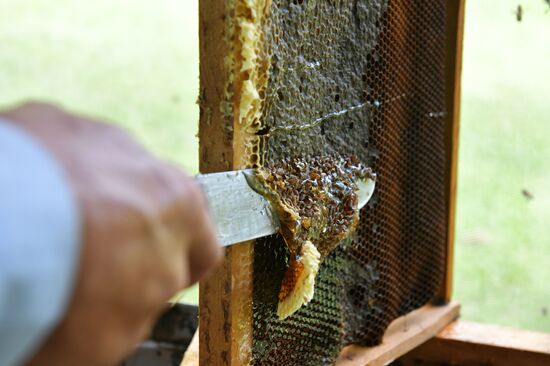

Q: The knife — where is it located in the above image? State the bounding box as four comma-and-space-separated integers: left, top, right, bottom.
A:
196, 170, 376, 247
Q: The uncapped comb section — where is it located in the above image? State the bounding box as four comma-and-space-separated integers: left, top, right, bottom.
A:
226, 0, 271, 169
251, 156, 375, 318
253, 156, 375, 257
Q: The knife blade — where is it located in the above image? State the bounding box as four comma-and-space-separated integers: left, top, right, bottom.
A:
196, 169, 376, 247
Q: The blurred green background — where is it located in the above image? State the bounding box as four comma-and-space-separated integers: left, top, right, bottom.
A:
1, 0, 549, 331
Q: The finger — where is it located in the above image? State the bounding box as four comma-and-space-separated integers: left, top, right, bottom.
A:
187, 203, 223, 284
181, 179, 223, 285
156, 166, 223, 286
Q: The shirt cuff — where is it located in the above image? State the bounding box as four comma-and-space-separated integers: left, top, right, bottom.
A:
0, 119, 81, 366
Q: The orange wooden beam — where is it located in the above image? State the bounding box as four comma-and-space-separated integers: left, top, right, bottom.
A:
439, 0, 466, 303
336, 302, 460, 366
399, 320, 550, 366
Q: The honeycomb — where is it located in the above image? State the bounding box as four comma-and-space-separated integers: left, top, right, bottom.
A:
251, 156, 375, 318
219, 0, 449, 364
253, 156, 375, 257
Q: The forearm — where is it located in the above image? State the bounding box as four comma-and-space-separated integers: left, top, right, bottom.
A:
0, 119, 80, 366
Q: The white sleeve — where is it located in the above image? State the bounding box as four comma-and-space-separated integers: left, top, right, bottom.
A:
0, 119, 81, 366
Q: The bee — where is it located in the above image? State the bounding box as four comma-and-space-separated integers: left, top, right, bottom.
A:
521, 189, 534, 201
515, 4, 523, 22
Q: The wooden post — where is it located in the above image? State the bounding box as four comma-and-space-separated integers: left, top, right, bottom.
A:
439, 0, 466, 303
336, 302, 460, 366
399, 321, 550, 365
197, 1, 254, 365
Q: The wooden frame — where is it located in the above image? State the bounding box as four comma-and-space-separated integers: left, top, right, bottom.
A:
184, 303, 460, 366
197, 0, 255, 365
197, 1, 466, 365
336, 302, 460, 366
439, 0, 466, 303
186, 314, 550, 366
398, 320, 550, 365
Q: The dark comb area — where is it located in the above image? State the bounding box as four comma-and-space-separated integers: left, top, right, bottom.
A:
251, 0, 449, 364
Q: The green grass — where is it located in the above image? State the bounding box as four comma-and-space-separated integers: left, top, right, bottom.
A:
0, 0, 200, 173
1, 0, 549, 331
0, 0, 201, 305
455, 0, 550, 332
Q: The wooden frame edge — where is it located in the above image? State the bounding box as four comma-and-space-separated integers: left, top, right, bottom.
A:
399, 320, 550, 365
438, 0, 466, 303
335, 302, 460, 366
197, 1, 254, 365
184, 302, 460, 366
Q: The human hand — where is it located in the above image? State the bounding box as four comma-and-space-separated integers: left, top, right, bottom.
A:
1, 102, 222, 365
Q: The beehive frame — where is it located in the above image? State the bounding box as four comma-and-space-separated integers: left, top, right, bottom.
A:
196, 0, 465, 364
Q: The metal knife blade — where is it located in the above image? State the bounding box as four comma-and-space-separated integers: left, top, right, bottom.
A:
196, 169, 376, 247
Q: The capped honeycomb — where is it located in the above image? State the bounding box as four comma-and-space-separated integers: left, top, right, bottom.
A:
217, 0, 450, 364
